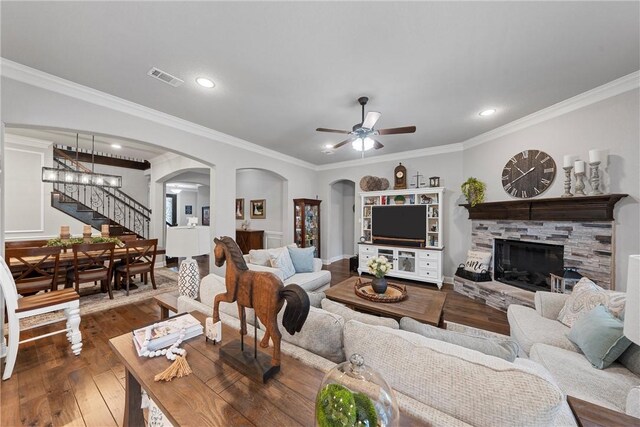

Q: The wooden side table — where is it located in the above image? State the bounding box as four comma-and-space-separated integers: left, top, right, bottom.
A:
236, 229, 264, 254
153, 291, 179, 319
567, 396, 640, 427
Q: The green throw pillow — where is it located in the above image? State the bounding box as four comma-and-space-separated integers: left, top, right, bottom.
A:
567, 304, 632, 369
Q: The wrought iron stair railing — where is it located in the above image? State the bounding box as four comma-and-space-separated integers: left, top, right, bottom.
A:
51, 149, 151, 238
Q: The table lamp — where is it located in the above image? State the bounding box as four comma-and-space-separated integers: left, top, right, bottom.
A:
166, 226, 210, 298
624, 255, 640, 345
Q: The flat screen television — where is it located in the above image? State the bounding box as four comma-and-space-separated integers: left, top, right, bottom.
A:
372, 205, 426, 241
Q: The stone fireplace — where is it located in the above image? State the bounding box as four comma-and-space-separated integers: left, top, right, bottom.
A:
454, 194, 625, 312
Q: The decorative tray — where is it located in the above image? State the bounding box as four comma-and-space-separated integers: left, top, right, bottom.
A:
354, 278, 408, 303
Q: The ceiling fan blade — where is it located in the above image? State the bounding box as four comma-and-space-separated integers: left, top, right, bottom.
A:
361, 111, 381, 129
376, 126, 417, 135
316, 127, 350, 134
332, 138, 353, 149
373, 139, 384, 150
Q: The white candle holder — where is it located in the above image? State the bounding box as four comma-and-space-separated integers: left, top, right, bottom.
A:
575, 172, 586, 196
589, 161, 603, 196
562, 166, 573, 197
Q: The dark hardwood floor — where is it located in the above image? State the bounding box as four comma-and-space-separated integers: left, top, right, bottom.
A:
0, 259, 508, 426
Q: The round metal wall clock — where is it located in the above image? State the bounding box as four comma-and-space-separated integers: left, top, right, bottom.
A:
501, 150, 556, 198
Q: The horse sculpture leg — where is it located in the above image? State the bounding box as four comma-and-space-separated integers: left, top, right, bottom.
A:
237, 304, 247, 336
263, 315, 282, 366
213, 292, 232, 323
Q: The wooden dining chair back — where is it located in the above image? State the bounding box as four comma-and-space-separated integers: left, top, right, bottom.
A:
68, 242, 116, 299
4, 240, 49, 250
115, 238, 158, 296
0, 257, 82, 380
4, 246, 61, 296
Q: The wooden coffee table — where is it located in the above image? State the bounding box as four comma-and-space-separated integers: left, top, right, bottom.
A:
325, 276, 447, 327
109, 311, 425, 426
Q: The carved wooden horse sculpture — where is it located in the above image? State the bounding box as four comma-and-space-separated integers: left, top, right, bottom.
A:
212, 237, 310, 366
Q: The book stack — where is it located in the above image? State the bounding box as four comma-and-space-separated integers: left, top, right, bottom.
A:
132, 313, 203, 356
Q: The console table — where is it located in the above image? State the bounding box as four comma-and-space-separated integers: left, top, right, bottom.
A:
109, 311, 425, 426
235, 229, 264, 254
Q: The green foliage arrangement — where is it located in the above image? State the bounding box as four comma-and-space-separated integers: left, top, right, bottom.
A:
461, 177, 487, 207
316, 384, 357, 427
393, 195, 405, 202
46, 236, 123, 248
353, 392, 378, 427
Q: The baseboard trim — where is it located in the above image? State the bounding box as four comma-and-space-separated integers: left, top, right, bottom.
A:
322, 254, 353, 265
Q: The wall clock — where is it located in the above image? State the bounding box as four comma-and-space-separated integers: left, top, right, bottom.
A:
501, 150, 556, 198
394, 163, 407, 190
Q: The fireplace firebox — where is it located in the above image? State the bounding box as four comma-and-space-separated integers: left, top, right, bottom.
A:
494, 239, 563, 292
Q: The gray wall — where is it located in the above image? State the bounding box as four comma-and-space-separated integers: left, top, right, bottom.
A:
235, 169, 285, 233
328, 180, 356, 261
463, 89, 639, 291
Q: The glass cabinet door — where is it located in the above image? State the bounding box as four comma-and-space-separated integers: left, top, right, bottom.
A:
293, 199, 321, 257
377, 249, 394, 270
398, 250, 417, 273
294, 204, 303, 247
304, 204, 320, 257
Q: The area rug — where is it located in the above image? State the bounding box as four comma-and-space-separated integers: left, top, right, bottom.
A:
10, 268, 178, 331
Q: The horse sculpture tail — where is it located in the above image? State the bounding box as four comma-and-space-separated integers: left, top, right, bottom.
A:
280, 284, 310, 335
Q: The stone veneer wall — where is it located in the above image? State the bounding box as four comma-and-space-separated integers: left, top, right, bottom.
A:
471, 220, 615, 290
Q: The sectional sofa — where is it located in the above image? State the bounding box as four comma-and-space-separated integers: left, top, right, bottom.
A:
178, 274, 577, 426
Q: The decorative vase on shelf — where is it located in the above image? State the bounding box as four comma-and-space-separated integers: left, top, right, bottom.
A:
371, 277, 388, 294
315, 353, 399, 427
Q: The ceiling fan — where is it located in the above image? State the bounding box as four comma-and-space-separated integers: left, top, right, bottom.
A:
316, 96, 416, 152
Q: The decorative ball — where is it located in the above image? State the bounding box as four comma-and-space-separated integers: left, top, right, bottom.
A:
143, 351, 150, 357
379, 178, 390, 190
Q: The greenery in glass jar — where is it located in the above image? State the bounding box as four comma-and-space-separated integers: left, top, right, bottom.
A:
367, 256, 391, 278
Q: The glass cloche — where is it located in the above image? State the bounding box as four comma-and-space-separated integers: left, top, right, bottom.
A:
315, 354, 399, 427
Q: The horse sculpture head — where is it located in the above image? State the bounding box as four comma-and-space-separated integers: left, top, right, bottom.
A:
213, 237, 248, 270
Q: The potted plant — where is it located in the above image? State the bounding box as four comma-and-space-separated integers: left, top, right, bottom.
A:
461, 177, 487, 207
393, 195, 406, 205
367, 256, 391, 294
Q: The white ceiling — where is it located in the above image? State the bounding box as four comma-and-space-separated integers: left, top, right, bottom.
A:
2, 2, 638, 165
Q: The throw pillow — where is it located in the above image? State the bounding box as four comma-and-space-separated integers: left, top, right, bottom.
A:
399, 317, 520, 362
307, 291, 325, 308
248, 249, 271, 266
567, 305, 632, 369
269, 248, 296, 280
557, 277, 626, 327
463, 250, 492, 273
618, 343, 640, 376
287, 246, 315, 273
321, 299, 399, 329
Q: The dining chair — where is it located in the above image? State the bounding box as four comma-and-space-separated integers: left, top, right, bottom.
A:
4, 240, 49, 250
67, 242, 116, 299
0, 257, 82, 380
5, 246, 62, 296
114, 238, 158, 296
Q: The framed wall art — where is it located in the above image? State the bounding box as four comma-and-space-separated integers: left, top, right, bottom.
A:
250, 199, 266, 219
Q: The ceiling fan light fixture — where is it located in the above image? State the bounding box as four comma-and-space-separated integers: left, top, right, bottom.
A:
352, 137, 375, 152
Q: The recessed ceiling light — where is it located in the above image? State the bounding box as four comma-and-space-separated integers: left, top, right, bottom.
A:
479, 108, 497, 117
111, 144, 122, 149
323, 144, 334, 149
196, 77, 215, 88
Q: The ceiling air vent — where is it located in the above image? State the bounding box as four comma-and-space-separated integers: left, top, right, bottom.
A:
147, 67, 184, 87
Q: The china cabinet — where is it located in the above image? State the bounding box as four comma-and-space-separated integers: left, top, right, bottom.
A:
293, 198, 321, 257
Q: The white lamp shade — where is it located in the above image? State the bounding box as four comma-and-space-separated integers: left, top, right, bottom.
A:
624, 255, 640, 345
166, 226, 211, 258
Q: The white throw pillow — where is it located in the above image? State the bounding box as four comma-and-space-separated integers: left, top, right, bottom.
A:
269, 248, 296, 280
248, 249, 271, 266
464, 250, 492, 273
557, 277, 626, 327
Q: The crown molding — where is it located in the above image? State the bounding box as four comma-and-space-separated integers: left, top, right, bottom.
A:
463, 70, 640, 150
2, 58, 637, 172
4, 133, 53, 149
316, 143, 464, 171
0, 58, 317, 171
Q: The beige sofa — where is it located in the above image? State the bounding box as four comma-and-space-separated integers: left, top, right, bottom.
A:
178, 275, 577, 426
508, 291, 640, 416
242, 253, 331, 292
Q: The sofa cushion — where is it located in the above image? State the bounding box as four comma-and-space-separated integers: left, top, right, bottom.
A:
627, 387, 640, 418
567, 305, 632, 369
283, 270, 331, 292
400, 317, 519, 361
198, 274, 257, 326
269, 248, 296, 280
307, 291, 325, 308
557, 278, 626, 327
277, 305, 345, 363
508, 304, 580, 355
321, 299, 399, 329
343, 320, 565, 426
248, 249, 272, 266
287, 246, 315, 273
619, 344, 640, 377
530, 342, 640, 413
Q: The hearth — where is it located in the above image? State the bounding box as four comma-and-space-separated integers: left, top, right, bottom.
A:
494, 239, 563, 292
